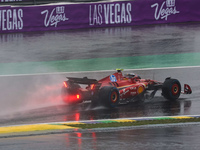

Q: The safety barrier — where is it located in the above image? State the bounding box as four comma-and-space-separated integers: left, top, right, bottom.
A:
0, 0, 200, 33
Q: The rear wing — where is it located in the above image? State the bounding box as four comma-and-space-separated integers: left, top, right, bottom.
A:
67, 77, 98, 85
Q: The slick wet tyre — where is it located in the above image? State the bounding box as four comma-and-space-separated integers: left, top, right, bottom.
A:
162, 79, 181, 101
99, 86, 119, 108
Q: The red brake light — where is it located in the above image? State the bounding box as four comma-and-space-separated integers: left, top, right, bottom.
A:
76, 94, 80, 99
63, 82, 68, 88
91, 84, 95, 90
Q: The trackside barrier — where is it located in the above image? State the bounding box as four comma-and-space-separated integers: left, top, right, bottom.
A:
0, 0, 200, 33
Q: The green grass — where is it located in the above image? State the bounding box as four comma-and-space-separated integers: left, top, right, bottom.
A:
1, 52, 200, 75
63, 118, 200, 129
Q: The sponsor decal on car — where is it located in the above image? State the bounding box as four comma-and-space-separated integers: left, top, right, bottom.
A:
130, 92, 137, 96
110, 75, 117, 82
120, 89, 129, 97
137, 85, 144, 94
130, 87, 137, 90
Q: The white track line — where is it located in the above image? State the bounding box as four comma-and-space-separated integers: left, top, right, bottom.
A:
0, 65, 200, 77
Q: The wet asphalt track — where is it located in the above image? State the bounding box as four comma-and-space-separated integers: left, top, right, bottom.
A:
0, 67, 198, 127
1, 125, 200, 150
0, 67, 200, 149
0, 23, 200, 149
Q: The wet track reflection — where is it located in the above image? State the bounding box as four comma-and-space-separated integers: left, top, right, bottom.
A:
1, 123, 200, 150
0, 96, 193, 127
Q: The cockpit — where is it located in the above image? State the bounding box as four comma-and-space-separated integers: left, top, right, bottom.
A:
124, 73, 136, 79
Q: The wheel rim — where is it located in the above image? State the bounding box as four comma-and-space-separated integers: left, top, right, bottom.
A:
172, 84, 179, 95
110, 91, 118, 103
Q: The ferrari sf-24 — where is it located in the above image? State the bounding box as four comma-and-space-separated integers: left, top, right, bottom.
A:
61, 69, 192, 108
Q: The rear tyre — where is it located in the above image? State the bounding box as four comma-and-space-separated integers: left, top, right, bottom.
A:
99, 86, 119, 108
162, 79, 181, 101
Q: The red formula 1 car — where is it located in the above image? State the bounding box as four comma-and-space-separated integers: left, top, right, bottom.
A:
61, 69, 192, 108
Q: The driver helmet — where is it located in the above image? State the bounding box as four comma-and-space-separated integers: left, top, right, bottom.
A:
125, 73, 135, 78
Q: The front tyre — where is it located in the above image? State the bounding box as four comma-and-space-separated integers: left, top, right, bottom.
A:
99, 86, 119, 108
162, 79, 181, 101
